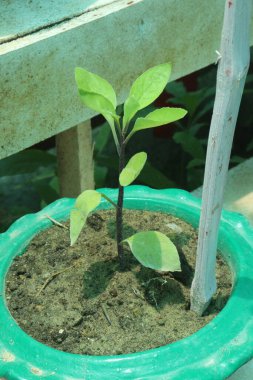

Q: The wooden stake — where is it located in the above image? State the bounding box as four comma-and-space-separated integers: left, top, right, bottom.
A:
56, 120, 94, 197
190, 0, 252, 315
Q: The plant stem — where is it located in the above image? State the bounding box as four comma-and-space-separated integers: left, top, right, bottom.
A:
116, 133, 126, 270
100, 193, 118, 209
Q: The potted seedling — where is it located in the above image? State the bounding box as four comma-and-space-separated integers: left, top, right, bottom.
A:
70, 63, 186, 274
1, 1, 253, 374
1, 60, 253, 380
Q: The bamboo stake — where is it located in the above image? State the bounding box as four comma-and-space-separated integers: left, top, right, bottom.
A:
190, 0, 252, 315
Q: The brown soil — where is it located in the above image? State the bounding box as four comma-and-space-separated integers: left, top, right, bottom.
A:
5, 209, 231, 356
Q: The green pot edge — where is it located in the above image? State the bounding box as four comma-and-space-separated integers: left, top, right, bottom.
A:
0, 185, 253, 380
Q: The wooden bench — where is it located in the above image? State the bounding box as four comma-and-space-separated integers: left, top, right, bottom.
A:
1, 0, 253, 196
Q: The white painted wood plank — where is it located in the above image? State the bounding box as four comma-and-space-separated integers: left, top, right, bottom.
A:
0, 0, 115, 43
1, 0, 253, 160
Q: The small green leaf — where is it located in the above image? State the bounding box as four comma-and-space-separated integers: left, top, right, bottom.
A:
119, 152, 147, 186
75, 190, 101, 213
70, 209, 86, 246
123, 63, 172, 125
131, 107, 187, 136
75, 67, 116, 108
123, 231, 181, 271
70, 190, 101, 246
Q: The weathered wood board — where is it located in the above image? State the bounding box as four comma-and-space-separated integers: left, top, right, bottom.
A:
0, 1, 114, 43
1, 0, 253, 160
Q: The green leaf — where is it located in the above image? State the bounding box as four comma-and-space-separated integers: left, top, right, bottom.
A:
123, 63, 172, 125
119, 152, 147, 186
70, 190, 101, 245
70, 209, 86, 246
230, 155, 245, 165
75, 67, 116, 108
173, 131, 205, 159
139, 161, 176, 188
123, 96, 140, 129
78, 91, 116, 121
94, 165, 108, 188
75, 190, 101, 213
124, 231, 181, 271
129, 63, 172, 109
130, 107, 187, 137
187, 158, 205, 169
247, 138, 253, 152
0, 149, 55, 176
33, 178, 59, 205
93, 122, 111, 155
78, 91, 119, 153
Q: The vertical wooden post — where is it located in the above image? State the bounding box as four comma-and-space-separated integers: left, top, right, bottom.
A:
190, 0, 252, 315
56, 120, 94, 198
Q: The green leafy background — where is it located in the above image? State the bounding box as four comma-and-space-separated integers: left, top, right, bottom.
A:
1, 50, 253, 232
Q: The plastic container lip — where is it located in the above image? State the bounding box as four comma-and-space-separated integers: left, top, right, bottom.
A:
0, 185, 253, 380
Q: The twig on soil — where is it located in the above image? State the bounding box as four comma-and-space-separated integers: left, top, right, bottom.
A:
101, 303, 112, 325
36, 264, 77, 296
132, 287, 145, 300
44, 214, 68, 229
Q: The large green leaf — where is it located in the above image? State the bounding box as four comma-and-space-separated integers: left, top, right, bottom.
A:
173, 131, 205, 159
75, 67, 116, 108
78, 91, 119, 152
129, 63, 172, 108
70, 209, 86, 246
124, 231, 181, 271
119, 152, 147, 186
75, 190, 101, 213
123, 63, 172, 126
128, 107, 187, 139
70, 190, 101, 245
78, 91, 116, 121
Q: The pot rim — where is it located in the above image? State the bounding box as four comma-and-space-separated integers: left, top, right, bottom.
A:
0, 185, 253, 380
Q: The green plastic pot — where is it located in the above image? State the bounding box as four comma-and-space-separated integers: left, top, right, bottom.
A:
1, 186, 253, 380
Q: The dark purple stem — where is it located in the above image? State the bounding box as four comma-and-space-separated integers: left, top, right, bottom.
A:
116, 134, 126, 270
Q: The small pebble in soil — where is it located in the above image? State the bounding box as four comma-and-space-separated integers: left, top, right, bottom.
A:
51, 329, 68, 343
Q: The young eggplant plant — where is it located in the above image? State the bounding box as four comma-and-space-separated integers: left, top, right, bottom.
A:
70, 63, 187, 272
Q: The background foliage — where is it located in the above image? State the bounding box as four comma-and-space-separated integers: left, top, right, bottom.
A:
1, 52, 252, 232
